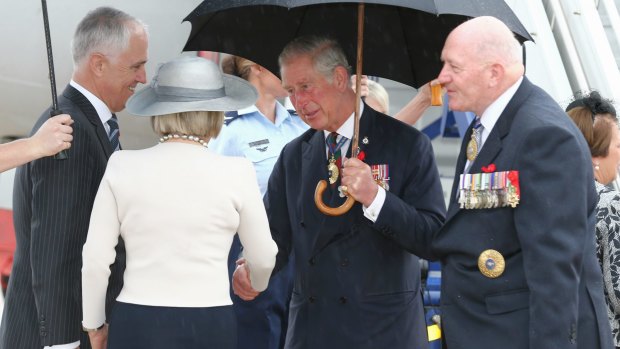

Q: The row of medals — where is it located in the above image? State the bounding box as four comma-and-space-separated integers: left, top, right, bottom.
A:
458, 172, 520, 209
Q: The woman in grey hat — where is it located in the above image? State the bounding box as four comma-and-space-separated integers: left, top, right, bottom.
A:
81, 56, 278, 349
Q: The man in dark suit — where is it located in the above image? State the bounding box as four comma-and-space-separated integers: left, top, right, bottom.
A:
432, 16, 613, 348
0, 7, 148, 349
232, 36, 446, 349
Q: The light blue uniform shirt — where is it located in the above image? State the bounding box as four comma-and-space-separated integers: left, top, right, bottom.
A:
209, 101, 308, 196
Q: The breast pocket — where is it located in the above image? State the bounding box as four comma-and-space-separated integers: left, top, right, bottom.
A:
242, 139, 279, 165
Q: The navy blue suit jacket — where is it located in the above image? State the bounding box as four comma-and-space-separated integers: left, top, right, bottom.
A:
265, 106, 446, 349
433, 77, 613, 349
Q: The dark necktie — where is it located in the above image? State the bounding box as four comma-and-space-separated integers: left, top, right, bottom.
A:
107, 114, 120, 152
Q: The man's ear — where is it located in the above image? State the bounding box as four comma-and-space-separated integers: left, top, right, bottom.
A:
488, 63, 504, 88
333, 66, 349, 91
89, 53, 106, 77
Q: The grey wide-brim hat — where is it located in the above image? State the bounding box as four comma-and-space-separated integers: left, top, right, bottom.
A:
126, 56, 258, 116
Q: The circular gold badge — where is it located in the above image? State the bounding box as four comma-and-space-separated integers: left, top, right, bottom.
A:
478, 249, 505, 278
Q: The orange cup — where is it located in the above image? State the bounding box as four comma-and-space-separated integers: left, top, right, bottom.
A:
431, 83, 443, 106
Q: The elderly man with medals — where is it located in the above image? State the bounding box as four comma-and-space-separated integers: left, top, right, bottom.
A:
430, 16, 613, 349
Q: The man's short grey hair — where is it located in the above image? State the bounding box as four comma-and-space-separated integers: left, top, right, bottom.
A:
71, 6, 148, 67
279, 36, 351, 81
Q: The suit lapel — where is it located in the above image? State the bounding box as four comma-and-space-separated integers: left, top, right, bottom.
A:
302, 130, 331, 251
446, 121, 475, 219
63, 85, 114, 158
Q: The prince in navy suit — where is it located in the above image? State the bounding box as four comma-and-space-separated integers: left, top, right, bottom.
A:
232, 36, 446, 349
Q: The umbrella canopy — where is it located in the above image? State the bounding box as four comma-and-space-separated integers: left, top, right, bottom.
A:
183, 0, 532, 88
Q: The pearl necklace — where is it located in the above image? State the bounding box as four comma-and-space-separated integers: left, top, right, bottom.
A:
159, 134, 208, 148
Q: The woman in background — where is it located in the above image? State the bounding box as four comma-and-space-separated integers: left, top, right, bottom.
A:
567, 91, 620, 348
81, 56, 277, 349
364, 79, 390, 114
351, 74, 434, 125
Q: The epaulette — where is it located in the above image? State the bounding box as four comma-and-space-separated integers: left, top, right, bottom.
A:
224, 111, 242, 126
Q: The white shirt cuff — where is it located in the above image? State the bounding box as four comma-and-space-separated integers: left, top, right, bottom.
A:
362, 186, 386, 222
45, 341, 80, 349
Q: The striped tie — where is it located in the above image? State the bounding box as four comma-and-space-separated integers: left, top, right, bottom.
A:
107, 114, 120, 151
472, 117, 483, 158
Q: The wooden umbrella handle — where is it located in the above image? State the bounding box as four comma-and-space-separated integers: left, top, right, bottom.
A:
314, 180, 355, 216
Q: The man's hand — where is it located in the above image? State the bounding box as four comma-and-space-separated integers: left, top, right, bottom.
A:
341, 157, 378, 207
232, 258, 260, 301
88, 324, 108, 349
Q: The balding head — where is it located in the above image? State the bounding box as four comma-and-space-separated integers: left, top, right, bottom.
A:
452, 16, 522, 69
438, 16, 524, 115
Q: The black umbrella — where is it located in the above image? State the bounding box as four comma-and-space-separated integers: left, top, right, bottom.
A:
183, 0, 532, 215
41, 0, 67, 160
183, 0, 532, 89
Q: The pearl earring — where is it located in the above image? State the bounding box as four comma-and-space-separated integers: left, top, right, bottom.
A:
594, 162, 600, 171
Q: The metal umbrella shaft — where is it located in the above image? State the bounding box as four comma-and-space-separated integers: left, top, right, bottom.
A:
41, 0, 67, 159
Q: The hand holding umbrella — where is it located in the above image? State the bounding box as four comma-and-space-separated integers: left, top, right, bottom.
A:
41, 0, 68, 160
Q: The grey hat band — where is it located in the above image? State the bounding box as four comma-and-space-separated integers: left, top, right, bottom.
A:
154, 85, 226, 102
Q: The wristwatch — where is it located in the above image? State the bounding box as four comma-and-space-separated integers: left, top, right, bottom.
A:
82, 323, 106, 332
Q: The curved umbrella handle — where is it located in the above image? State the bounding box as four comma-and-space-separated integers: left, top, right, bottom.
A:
314, 180, 355, 216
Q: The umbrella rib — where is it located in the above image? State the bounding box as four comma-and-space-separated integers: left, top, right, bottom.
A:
291, 7, 308, 40
396, 7, 418, 87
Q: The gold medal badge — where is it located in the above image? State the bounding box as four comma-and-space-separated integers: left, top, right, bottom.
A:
327, 158, 339, 185
466, 138, 478, 161
477, 249, 505, 278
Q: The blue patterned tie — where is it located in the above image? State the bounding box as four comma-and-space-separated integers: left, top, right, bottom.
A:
107, 114, 120, 151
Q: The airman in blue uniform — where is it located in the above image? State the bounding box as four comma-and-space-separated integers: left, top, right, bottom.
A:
209, 55, 308, 349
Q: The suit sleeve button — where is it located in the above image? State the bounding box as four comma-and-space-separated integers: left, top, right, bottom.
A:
339, 296, 347, 304
309, 296, 316, 303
